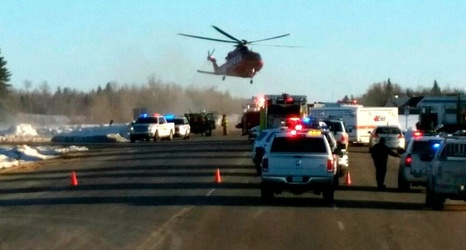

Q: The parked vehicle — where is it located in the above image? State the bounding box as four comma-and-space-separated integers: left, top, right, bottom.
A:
248, 125, 261, 143
129, 115, 175, 142
309, 104, 399, 144
424, 132, 466, 210
166, 115, 191, 139
252, 127, 288, 174
185, 112, 217, 136
368, 125, 405, 151
322, 118, 349, 151
397, 133, 442, 191
260, 129, 337, 204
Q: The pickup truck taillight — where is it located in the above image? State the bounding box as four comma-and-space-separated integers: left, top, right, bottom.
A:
327, 156, 334, 173
262, 158, 269, 172
340, 134, 347, 144
404, 154, 412, 167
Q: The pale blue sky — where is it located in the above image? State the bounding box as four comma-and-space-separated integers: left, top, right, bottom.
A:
1, 0, 465, 102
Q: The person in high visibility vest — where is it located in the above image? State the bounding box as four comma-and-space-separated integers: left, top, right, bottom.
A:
221, 114, 228, 135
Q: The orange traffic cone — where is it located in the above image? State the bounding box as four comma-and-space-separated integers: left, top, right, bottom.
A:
70, 171, 78, 187
215, 168, 222, 183
345, 171, 352, 186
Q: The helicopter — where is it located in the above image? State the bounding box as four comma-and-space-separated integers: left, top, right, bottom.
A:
179, 26, 291, 84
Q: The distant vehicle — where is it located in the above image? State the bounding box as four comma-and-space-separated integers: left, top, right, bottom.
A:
129, 115, 175, 142
424, 132, 466, 210
248, 125, 260, 143
259, 93, 307, 131
368, 125, 405, 151
260, 129, 337, 204
185, 112, 217, 136
309, 104, 399, 144
166, 115, 191, 139
397, 133, 442, 191
251, 127, 288, 174
322, 119, 349, 151
238, 110, 260, 136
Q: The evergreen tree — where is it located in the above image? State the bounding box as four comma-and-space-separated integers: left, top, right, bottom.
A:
0, 49, 12, 97
431, 80, 441, 96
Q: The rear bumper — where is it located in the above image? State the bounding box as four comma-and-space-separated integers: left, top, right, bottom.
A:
432, 185, 466, 200
261, 176, 334, 193
402, 168, 427, 184
130, 133, 153, 140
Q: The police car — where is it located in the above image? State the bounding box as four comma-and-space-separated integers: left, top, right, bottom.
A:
252, 127, 288, 174
424, 131, 466, 210
397, 131, 442, 191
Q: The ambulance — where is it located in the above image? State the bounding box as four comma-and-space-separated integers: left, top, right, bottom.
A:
309, 104, 399, 144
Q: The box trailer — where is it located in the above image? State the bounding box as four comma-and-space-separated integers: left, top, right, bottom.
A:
309, 105, 399, 144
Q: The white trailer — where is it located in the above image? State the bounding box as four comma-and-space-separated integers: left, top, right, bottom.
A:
309, 105, 399, 144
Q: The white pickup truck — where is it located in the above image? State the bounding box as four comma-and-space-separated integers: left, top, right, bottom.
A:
129, 115, 175, 142
260, 130, 338, 204
424, 133, 466, 210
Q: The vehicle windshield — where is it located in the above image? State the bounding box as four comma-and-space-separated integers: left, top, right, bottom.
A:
135, 117, 158, 124
271, 137, 327, 153
325, 121, 344, 132
376, 127, 401, 134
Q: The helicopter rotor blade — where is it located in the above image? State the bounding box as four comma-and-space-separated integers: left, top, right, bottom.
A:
178, 33, 237, 44
211, 26, 243, 44
251, 44, 301, 48
249, 34, 290, 44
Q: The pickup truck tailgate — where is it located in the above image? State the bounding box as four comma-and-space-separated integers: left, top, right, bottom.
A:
266, 153, 330, 177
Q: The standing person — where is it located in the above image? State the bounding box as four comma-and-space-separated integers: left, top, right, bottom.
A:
370, 137, 400, 190
221, 114, 228, 135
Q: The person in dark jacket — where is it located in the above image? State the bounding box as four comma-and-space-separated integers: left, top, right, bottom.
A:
370, 137, 400, 190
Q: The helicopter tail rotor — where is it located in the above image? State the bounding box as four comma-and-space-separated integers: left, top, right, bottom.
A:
207, 49, 216, 62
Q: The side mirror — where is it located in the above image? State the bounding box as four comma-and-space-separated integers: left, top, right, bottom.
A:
420, 153, 433, 162
347, 128, 352, 133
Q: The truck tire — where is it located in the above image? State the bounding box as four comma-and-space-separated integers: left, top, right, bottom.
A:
168, 130, 173, 141
426, 189, 444, 210
322, 188, 335, 205
397, 170, 410, 192
260, 185, 274, 202
153, 131, 160, 142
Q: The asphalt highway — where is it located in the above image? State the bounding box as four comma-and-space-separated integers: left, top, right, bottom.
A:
0, 131, 465, 250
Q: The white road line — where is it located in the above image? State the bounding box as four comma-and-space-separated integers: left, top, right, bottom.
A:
206, 188, 215, 196
338, 221, 345, 231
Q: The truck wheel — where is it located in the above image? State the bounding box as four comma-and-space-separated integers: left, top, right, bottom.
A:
153, 131, 159, 142
322, 188, 335, 205
426, 189, 444, 210
397, 170, 410, 192
168, 130, 173, 141
333, 174, 340, 188
261, 185, 274, 202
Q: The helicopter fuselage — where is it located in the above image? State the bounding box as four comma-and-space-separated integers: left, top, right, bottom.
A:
214, 48, 263, 78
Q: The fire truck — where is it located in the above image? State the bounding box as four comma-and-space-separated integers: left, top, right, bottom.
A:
258, 93, 308, 131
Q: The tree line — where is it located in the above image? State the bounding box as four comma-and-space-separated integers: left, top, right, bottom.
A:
1, 50, 465, 124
